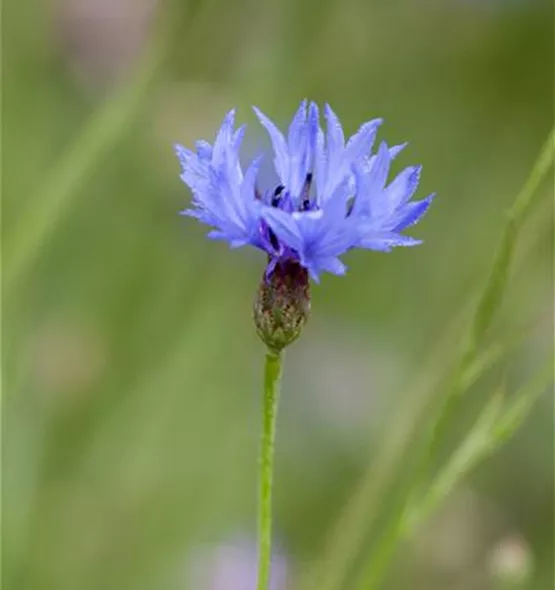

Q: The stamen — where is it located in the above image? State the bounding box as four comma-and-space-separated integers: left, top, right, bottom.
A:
272, 185, 285, 207
300, 172, 313, 211
346, 197, 355, 217
269, 186, 284, 249
269, 229, 280, 251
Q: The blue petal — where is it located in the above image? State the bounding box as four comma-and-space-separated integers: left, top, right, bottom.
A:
324, 118, 383, 203
367, 141, 391, 192
311, 226, 357, 258
291, 209, 326, 250
232, 125, 247, 152
389, 142, 407, 159
358, 230, 422, 250
241, 155, 264, 201
174, 143, 195, 171
253, 106, 289, 183
314, 125, 327, 203
212, 110, 236, 168
261, 206, 305, 253
322, 177, 351, 219
304, 256, 347, 282
315, 256, 348, 275
175, 145, 211, 195
320, 104, 350, 198
306, 265, 321, 283
288, 99, 308, 152
307, 102, 320, 157
207, 230, 229, 240
324, 103, 345, 161
386, 165, 421, 210
229, 237, 252, 248
302, 101, 320, 188
195, 140, 213, 160
179, 208, 204, 218
344, 118, 382, 163
391, 194, 434, 231
288, 101, 310, 198
351, 142, 391, 218
361, 142, 406, 177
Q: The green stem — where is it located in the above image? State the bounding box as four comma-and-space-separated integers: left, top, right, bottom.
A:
257, 350, 283, 590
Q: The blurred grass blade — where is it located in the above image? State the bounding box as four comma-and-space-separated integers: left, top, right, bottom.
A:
357, 129, 554, 590
358, 361, 551, 590
426, 127, 554, 472
508, 129, 555, 222
299, 311, 470, 590
470, 220, 517, 349
355, 384, 506, 590
492, 357, 553, 444
5, 50, 161, 291
3, 0, 203, 294
402, 383, 506, 536
460, 315, 545, 391
471, 129, 555, 347
301, 316, 538, 590
405, 357, 552, 536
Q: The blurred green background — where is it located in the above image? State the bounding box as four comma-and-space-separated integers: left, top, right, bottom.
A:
3, 0, 553, 588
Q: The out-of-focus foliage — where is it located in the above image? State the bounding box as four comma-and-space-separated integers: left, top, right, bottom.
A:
2, 0, 553, 589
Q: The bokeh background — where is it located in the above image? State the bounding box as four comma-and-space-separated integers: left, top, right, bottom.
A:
3, 0, 553, 589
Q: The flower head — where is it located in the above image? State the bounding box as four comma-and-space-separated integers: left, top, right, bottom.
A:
175, 100, 433, 283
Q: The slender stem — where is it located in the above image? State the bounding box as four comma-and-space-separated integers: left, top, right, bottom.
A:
257, 350, 283, 590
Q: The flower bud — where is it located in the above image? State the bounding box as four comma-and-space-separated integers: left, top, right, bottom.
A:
253, 260, 311, 353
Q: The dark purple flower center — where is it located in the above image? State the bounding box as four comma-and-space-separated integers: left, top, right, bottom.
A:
266, 172, 315, 252
270, 173, 314, 212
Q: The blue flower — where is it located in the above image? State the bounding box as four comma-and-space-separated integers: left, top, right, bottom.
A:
175, 101, 433, 281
